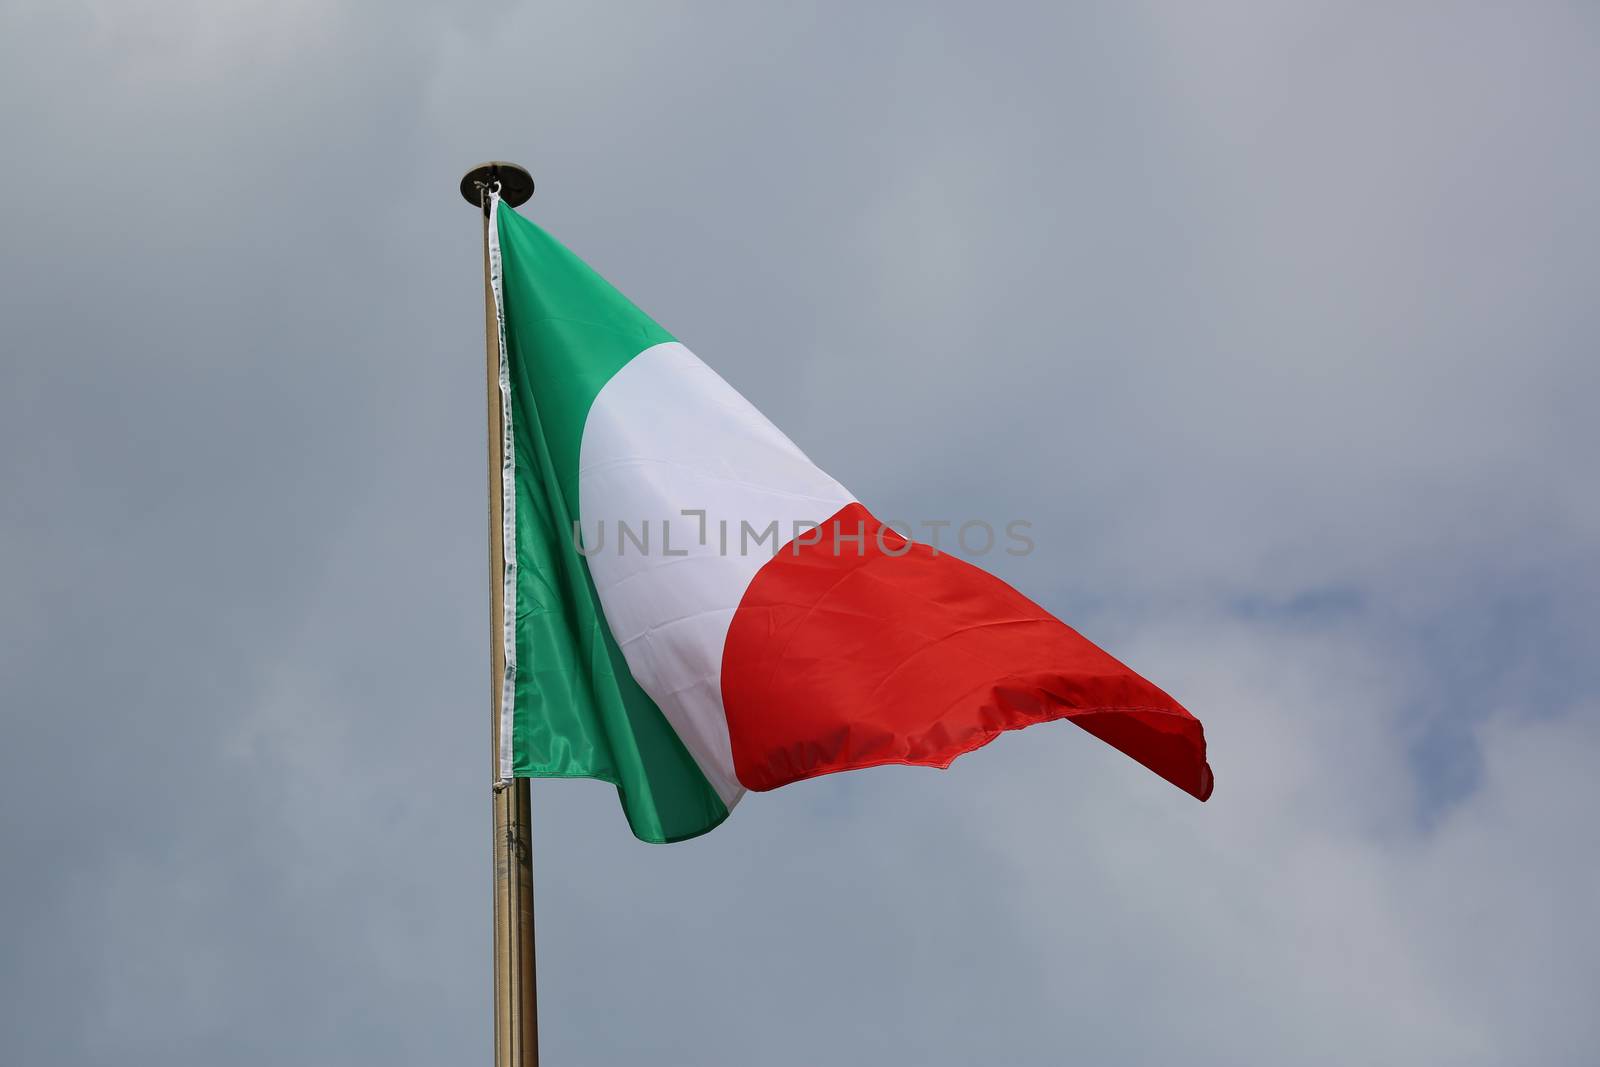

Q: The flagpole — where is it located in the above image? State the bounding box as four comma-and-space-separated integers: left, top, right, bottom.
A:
462, 161, 539, 1067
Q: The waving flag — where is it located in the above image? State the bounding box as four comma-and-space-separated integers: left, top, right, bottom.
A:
486, 194, 1212, 843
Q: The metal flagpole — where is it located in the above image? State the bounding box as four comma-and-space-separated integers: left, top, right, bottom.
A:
461, 161, 539, 1067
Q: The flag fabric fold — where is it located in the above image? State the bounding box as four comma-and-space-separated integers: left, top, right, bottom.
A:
487, 193, 1212, 843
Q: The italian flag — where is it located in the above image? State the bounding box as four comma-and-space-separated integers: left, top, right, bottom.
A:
487, 193, 1212, 843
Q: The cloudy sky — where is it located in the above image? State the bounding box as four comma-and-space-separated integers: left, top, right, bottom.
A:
3, 2, 1597, 1063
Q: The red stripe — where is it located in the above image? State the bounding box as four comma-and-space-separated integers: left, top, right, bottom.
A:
720, 503, 1213, 799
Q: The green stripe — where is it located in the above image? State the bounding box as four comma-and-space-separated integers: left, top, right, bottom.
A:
496, 203, 729, 843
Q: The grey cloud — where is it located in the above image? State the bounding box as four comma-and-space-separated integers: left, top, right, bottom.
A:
2, 2, 1596, 1064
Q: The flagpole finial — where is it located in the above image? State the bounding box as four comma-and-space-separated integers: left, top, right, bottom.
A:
460, 162, 534, 209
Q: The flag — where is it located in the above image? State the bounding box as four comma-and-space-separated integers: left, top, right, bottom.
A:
486, 194, 1212, 843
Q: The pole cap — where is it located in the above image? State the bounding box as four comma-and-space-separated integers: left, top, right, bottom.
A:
459, 162, 534, 208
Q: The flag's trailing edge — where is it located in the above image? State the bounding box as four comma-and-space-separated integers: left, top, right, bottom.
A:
487, 191, 1212, 844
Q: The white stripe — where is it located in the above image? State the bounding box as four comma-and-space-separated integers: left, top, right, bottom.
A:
578, 342, 854, 806
488, 194, 519, 782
